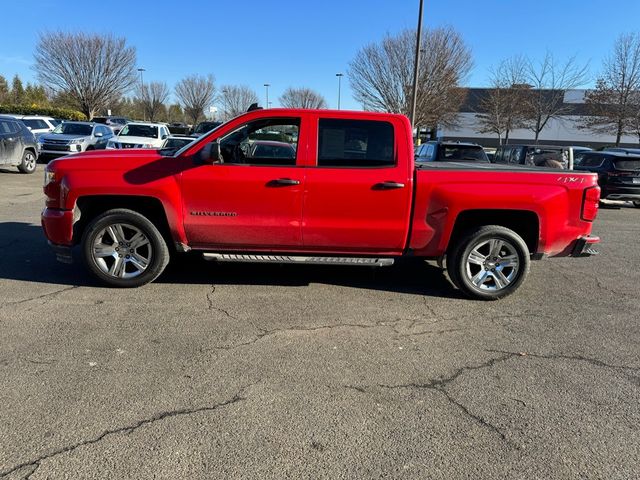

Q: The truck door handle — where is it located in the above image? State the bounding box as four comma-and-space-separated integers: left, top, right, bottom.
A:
268, 178, 301, 187
373, 181, 405, 190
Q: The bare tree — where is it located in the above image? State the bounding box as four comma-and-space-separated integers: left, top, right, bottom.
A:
476, 56, 529, 144
523, 52, 589, 142
279, 87, 327, 109
219, 85, 259, 120
34, 32, 137, 119
349, 27, 472, 131
175, 74, 216, 125
582, 33, 640, 145
137, 81, 169, 122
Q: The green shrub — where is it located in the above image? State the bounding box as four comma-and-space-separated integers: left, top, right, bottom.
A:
0, 104, 86, 120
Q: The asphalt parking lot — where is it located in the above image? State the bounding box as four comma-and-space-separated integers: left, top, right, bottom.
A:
0, 168, 638, 479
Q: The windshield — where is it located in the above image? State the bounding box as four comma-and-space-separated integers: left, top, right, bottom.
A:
438, 145, 489, 162
119, 124, 158, 138
52, 123, 93, 135
164, 138, 193, 149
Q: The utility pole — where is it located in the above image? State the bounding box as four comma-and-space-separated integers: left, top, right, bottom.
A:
137, 68, 146, 121
264, 83, 270, 108
336, 73, 344, 109
409, 0, 424, 134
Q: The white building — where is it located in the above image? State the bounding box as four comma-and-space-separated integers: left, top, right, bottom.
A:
439, 89, 640, 148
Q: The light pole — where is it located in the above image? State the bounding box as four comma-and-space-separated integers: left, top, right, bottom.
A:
409, 0, 424, 133
221, 88, 228, 120
264, 83, 270, 108
137, 68, 146, 121
336, 73, 344, 110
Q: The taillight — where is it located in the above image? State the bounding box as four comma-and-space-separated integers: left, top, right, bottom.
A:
581, 186, 600, 222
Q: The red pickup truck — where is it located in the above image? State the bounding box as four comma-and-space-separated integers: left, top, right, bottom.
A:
42, 109, 600, 300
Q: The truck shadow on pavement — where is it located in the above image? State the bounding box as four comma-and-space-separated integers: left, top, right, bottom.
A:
0, 222, 462, 299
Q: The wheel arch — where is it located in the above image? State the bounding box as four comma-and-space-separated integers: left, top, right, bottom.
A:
73, 195, 175, 250
448, 209, 540, 255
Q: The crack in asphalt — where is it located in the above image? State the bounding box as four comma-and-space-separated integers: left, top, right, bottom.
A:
345, 347, 640, 446
211, 318, 466, 351
0, 286, 79, 310
206, 285, 238, 320
373, 352, 519, 444
487, 349, 640, 374
0, 384, 255, 479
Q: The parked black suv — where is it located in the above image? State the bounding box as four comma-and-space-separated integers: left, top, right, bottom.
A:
574, 151, 640, 207
415, 141, 489, 163
493, 144, 567, 169
0, 116, 38, 173
190, 121, 223, 138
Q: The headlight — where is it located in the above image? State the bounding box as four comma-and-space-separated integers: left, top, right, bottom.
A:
44, 168, 56, 186
69, 138, 85, 144
143, 143, 153, 148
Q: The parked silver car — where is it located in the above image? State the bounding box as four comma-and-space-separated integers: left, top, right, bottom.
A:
38, 122, 114, 161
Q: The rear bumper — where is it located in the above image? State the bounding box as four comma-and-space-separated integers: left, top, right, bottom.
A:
570, 235, 600, 257
41, 208, 74, 246
602, 186, 640, 200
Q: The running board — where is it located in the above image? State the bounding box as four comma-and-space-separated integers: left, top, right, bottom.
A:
202, 253, 394, 267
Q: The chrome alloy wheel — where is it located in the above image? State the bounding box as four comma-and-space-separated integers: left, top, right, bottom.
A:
91, 223, 152, 279
464, 238, 520, 291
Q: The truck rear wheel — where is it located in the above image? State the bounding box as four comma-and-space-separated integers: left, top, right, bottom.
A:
447, 225, 530, 300
81, 209, 169, 287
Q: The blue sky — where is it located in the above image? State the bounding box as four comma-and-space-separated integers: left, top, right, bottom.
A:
1, 0, 639, 110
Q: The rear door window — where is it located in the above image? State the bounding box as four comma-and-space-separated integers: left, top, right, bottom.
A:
612, 158, 640, 171
317, 119, 395, 168
22, 119, 49, 130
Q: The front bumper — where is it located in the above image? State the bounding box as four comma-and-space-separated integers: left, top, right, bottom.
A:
41, 208, 74, 246
570, 235, 600, 257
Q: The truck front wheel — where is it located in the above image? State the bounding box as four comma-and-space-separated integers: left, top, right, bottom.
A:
81, 209, 170, 287
447, 225, 530, 300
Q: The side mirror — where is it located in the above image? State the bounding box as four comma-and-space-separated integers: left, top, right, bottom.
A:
95, 132, 103, 137
200, 140, 223, 164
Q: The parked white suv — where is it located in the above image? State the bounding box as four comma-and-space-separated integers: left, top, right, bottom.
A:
4, 115, 59, 138
107, 122, 170, 149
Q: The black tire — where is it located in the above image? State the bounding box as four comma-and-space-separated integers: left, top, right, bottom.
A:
81, 209, 170, 287
447, 225, 530, 300
17, 150, 37, 174
633, 200, 640, 208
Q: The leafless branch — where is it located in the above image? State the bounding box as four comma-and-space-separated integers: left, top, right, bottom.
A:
279, 87, 327, 109
175, 74, 216, 125
582, 33, 640, 145
523, 51, 589, 141
136, 81, 169, 122
348, 27, 472, 131
218, 85, 259, 120
33, 31, 137, 119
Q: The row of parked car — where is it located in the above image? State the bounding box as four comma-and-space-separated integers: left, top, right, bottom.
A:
0, 114, 224, 173
414, 140, 640, 207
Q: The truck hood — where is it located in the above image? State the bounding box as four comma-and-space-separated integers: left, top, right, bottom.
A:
48, 149, 170, 172
114, 136, 162, 145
